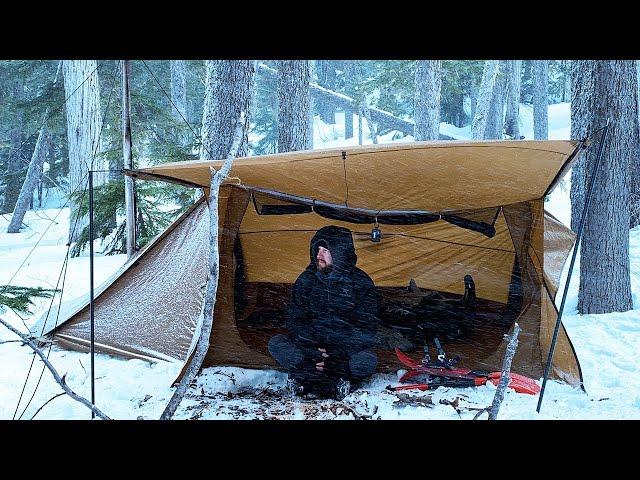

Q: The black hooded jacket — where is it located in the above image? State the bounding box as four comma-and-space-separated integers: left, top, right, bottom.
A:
287, 226, 380, 354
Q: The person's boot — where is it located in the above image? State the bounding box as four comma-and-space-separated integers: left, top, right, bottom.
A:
335, 378, 351, 401
286, 375, 305, 397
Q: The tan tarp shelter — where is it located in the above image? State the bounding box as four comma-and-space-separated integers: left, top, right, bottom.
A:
36, 140, 584, 387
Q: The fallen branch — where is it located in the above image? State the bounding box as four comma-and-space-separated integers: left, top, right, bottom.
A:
333, 402, 379, 420
160, 112, 246, 421
392, 392, 434, 408
488, 323, 521, 420
30, 392, 65, 420
0, 316, 111, 420
473, 407, 491, 420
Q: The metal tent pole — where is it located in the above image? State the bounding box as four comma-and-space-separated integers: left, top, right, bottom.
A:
537, 122, 610, 413
89, 170, 95, 419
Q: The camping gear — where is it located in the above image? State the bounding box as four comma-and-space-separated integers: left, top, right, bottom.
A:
393, 345, 541, 395
387, 374, 540, 394
382, 275, 477, 342
34, 140, 584, 388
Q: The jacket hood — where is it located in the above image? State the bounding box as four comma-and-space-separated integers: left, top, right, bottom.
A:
309, 225, 357, 272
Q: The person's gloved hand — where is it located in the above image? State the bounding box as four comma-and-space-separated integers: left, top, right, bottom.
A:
315, 347, 329, 371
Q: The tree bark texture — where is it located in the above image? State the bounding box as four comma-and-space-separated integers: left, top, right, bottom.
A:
277, 60, 311, 152
7, 121, 48, 233
577, 60, 634, 314
471, 61, 500, 140
2, 78, 26, 214
504, 60, 522, 139
631, 60, 640, 229
317, 60, 336, 123
570, 60, 597, 233
485, 61, 506, 140
533, 60, 549, 140
62, 60, 105, 243
414, 60, 442, 141
200, 60, 255, 160
361, 104, 378, 144
170, 60, 188, 123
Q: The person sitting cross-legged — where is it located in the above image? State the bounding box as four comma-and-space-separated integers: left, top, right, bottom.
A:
268, 225, 380, 400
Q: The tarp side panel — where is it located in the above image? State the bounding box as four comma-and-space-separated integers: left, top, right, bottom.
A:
484, 201, 543, 379
203, 186, 276, 369
540, 290, 583, 387
50, 201, 210, 362
543, 211, 576, 299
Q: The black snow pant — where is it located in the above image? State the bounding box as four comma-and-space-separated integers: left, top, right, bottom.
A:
268, 333, 377, 392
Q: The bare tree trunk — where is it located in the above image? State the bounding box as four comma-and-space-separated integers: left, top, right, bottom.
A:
562, 60, 570, 103
414, 60, 442, 141
170, 60, 188, 122
37, 135, 48, 208
63, 60, 105, 243
632, 60, 640, 229
160, 115, 246, 421
170, 60, 189, 146
200, 61, 255, 160
485, 61, 506, 140
8, 62, 62, 233
570, 60, 597, 233
577, 60, 634, 314
277, 60, 310, 152
317, 60, 336, 123
469, 82, 478, 127
504, 60, 522, 139
471, 61, 500, 140
361, 104, 378, 144
533, 60, 549, 140
308, 62, 314, 149
7, 122, 49, 233
2, 78, 26, 214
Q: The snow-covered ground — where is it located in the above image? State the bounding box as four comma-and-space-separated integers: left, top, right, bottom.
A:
3, 102, 640, 420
